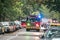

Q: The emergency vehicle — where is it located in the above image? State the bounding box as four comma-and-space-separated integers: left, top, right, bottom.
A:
26, 15, 41, 31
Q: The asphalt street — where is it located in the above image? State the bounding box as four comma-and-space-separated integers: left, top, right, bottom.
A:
0, 28, 44, 40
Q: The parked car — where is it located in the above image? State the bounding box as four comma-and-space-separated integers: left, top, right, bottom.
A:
21, 20, 26, 28
14, 21, 22, 30
41, 26, 60, 40
9, 22, 16, 32
40, 23, 48, 32
1, 22, 10, 32
0, 23, 5, 34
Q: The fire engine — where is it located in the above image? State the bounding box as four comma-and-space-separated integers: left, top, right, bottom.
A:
25, 15, 41, 31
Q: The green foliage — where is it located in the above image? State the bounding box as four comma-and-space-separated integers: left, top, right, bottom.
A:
40, 5, 60, 21
0, 0, 60, 21
43, 0, 60, 12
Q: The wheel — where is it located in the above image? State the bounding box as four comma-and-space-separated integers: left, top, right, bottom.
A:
5, 29, 10, 33
26, 29, 30, 31
2, 32, 4, 35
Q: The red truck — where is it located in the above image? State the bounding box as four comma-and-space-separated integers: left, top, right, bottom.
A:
21, 15, 41, 31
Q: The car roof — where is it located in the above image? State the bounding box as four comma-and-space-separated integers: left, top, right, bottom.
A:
49, 27, 60, 30
1, 22, 9, 25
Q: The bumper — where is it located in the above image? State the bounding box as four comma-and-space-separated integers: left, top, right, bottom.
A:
26, 27, 40, 30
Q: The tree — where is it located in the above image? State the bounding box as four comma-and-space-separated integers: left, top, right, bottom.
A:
43, 0, 60, 12
0, 0, 60, 21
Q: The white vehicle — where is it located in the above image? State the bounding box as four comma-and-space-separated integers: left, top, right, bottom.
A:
14, 21, 21, 29
41, 18, 50, 31
40, 23, 48, 32
1, 22, 10, 32
41, 27, 60, 40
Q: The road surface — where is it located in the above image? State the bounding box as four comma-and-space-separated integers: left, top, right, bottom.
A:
0, 28, 44, 40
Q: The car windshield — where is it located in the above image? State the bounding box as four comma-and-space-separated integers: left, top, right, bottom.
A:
1, 22, 9, 26
30, 18, 36, 22
9, 22, 14, 26
14, 21, 20, 25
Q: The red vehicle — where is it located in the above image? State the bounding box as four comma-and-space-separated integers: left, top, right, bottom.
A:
21, 15, 40, 31
21, 19, 26, 28
26, 15, 40, 31
21, 21, 26, 28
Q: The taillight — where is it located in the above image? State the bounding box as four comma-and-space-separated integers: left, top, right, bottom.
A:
36, 24, 39, 27
35, 22, 40, 27
21, 22, 26, 27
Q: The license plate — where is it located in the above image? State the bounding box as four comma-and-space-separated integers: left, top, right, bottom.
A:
31, 27, 34, 28
27, 27, 35, 29
31, 27, 34, 29
32, 27, 34, 28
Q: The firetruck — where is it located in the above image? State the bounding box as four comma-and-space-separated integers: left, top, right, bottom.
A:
25, 15, 41, 31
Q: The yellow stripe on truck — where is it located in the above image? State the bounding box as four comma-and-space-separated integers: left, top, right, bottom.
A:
50, 23, 60, 26
26, 27, 39, 29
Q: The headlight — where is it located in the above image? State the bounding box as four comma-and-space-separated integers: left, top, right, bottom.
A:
27, 23, 30, 26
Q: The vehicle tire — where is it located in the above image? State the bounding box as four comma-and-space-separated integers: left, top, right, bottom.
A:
16, 28, 19, 30
2, 32, 4, 35
41, 35, 44, 39
26, 29, 30, 31
7, 29, 10, 33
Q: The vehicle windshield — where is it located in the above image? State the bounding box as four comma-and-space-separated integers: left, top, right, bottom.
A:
1, 22, 9, 26
30, 18, 36, 22
9, 22, 14, 26
27, 17, 40, 22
